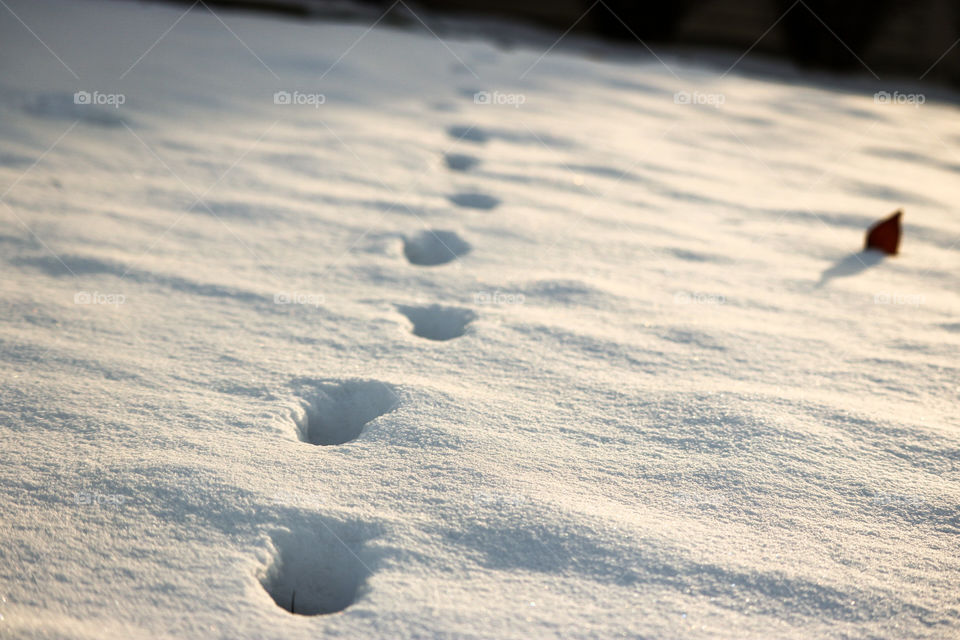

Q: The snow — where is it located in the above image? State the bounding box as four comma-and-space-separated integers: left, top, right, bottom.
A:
1, 0, 959, 638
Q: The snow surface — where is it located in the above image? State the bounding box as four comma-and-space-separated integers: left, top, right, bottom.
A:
1, 0, 959, 638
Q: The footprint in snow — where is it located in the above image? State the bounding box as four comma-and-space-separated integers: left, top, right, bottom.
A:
444, 153, 480, 172
261, 524, 373, 616
292, 380, 399, 446
404, 230, 471, 266
397, 304, 476, 341
447, 125, 488, 144
448, 192, 500, 211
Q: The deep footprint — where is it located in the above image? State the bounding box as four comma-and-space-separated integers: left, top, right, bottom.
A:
261, 526, 371, 616
398, 305, 476, 341
448, 192, 501, 210
403, 230, 471, 266
294, 380, 399, 446
447, 125, 488, 144
444, 153, 480, 172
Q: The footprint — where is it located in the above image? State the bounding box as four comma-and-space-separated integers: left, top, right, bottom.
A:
293, 380, 399, 446
397, 305, 476, 341
261, 525, 371, 616
448, 192, 500, 210
447, 125, 488, 144
444, 153, 480, 172
403, 230, 471, 266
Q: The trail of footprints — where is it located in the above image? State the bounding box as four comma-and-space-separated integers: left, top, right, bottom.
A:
396, 122, 497, 342
263, 123, 499, 617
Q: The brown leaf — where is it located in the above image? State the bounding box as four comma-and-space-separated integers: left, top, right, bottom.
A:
865, 209, 902, 255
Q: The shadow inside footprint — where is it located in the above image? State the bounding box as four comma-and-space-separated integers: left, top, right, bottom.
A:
447, 125, 488, 143
261, 524, 373, 616
448, 192, 500, 210
444, 153, 480, 172
397, 304, 476, 341
294, 380, 399, 446
404, 230, 471, 266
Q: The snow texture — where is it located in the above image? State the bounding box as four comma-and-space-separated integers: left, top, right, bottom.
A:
0, 0, 959, 638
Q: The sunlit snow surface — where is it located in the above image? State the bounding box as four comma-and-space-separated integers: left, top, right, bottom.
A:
1, 1, 959, 638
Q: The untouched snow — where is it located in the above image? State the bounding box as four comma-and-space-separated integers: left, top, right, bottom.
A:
1, 0, 959, 638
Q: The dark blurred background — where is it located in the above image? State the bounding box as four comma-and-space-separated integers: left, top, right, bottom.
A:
154, 0, 960, 84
